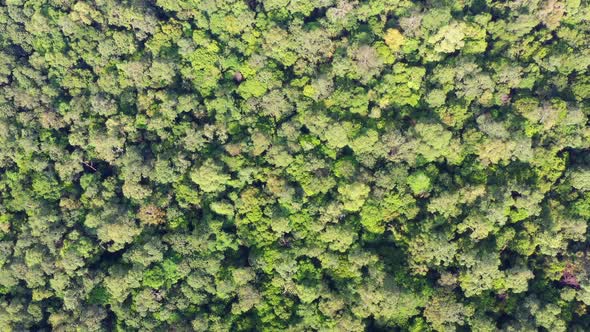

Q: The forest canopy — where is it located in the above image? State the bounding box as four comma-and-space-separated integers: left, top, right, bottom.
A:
1, 0, 590, 331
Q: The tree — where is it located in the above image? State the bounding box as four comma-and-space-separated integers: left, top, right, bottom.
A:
190, 160, 231, 193
407, 172, 431, 196
338, 182, 370, 212
384, 28, 405, 52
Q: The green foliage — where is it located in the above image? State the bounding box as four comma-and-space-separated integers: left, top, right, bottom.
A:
0, 0, 589, 331
190, 160, 231, 193
338, 182, 371, 212
407, 172, 432, 195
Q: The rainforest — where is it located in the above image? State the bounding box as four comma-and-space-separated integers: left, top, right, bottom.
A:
1, 0, 590, 331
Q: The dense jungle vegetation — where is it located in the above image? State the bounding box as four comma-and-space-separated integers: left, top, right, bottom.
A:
1, 0, 590, 330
